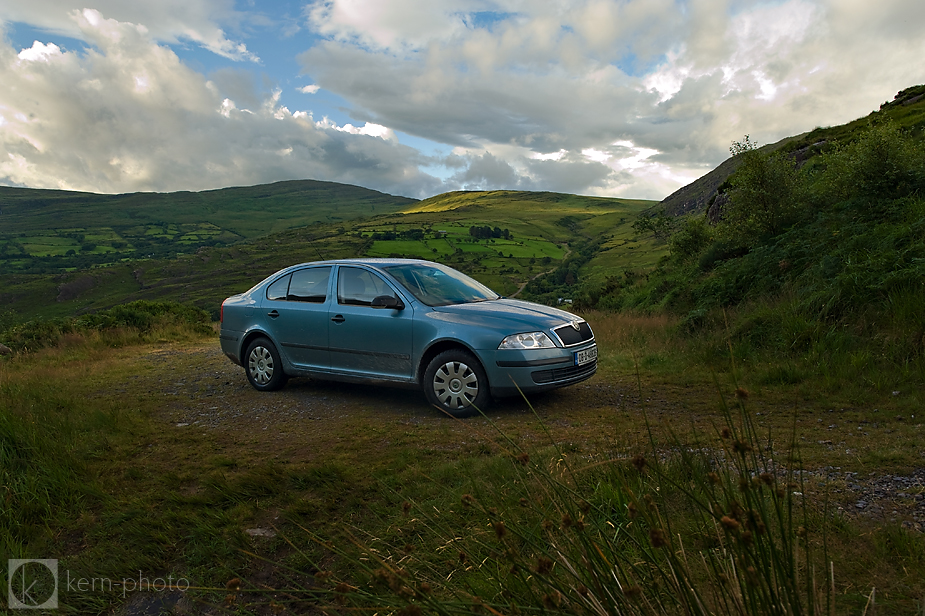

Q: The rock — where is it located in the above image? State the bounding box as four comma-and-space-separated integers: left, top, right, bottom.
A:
245, 528, 276, 538
0, 343, 12, 356
707, 192, 728, 225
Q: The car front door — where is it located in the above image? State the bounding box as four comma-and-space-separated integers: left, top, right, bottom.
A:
261, 266, 332, 370
328, 266, 414, 381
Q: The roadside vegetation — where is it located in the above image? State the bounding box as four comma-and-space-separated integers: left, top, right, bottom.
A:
596, 122, 925, 410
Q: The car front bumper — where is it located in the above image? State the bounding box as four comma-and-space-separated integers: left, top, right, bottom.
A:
482, 341, 598, 397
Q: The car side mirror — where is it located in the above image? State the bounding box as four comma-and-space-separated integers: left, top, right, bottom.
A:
371, 295, 404, 310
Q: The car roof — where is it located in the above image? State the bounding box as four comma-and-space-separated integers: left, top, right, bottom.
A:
288, 258, 435, 269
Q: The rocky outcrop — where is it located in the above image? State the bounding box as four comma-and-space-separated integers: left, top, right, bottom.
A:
657, 134, 803, 218
706, 192, 728, 225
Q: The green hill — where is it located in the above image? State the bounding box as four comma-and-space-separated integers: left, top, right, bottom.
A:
592, 116, 925, 396
0, 179, 416, 271
0, 188, 658, 325
658, 84, 925, 217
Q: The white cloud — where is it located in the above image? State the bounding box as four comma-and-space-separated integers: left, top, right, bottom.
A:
0, 10, 442, 197
17, 40, 62, 62
3, 1, 925, 200
305, 0, 481, 50
0, 0, 257, 60
299, 0, 925, 198
337, 122, 398, 141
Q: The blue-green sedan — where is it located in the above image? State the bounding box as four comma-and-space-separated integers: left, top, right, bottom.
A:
220, 259, 596, 416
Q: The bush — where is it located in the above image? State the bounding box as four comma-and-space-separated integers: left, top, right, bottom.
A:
669, 217, 713, 261
816, 121, 925, 211
0, 301, 213, 352
718, 136, 806, 246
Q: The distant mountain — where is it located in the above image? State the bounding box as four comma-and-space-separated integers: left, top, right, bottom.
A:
658, 84, 925, 217
0, 179, 417, 238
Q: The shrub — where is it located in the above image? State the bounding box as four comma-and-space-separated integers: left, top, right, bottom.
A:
718, 136, 806, 246
816, 121, 925, 211
669, 216, 713, 261
0, 301, 213, 352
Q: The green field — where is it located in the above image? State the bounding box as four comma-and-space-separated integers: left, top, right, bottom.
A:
0, 189, 658, 322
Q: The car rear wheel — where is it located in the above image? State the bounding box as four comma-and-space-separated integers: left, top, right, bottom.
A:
423, 350, 491, 417
245, 337, 288, 391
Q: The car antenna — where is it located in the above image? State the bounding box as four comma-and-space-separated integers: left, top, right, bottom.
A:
306, 234, 327, 261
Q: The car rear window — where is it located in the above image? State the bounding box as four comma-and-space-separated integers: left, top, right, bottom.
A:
265, 267, 331, 302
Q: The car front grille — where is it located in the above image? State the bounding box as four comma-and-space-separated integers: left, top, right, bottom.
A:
531, 360, 597, 384
552, 321, 594, 347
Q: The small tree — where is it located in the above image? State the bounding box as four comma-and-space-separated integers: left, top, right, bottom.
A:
719, 136, 804, 246
632, 208, 677, 241
668, 216, 713, 261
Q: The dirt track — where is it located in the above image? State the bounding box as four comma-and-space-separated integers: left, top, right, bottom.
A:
135, 342, 925, 532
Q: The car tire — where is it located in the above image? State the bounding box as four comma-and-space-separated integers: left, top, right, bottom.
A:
244, 337, 288, 391
423, 349, 491, 417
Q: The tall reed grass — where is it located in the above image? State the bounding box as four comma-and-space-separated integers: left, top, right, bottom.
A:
299, 378, 838, 615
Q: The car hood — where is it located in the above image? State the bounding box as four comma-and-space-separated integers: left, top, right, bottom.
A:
430, 298, 581, 331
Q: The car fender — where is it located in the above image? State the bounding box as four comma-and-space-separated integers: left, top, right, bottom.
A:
415, 336, 485, 384
238, 326, 300, 376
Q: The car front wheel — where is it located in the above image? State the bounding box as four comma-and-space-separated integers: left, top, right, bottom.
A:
245, 337, 288, 391
423, 350, 491, 417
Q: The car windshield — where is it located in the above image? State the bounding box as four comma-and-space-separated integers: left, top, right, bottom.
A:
384, 263, 500, 307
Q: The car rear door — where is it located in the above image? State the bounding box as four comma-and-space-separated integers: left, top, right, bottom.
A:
261, 266, 332, 370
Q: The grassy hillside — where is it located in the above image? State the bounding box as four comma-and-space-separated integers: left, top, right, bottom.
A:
658, 84, 925, 217
0, 190, 658, 325
0, 179, 415, 272
594, 120, 925, 401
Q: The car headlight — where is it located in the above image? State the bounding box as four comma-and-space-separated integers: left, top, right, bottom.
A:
498, 332, 556, 349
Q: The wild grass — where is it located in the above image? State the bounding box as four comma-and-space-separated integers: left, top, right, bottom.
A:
3, 304, 925, 613
296, 380, 921, 615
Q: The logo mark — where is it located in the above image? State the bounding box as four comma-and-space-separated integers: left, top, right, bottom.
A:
8, 560, 58, 610
569, 320, 581, 331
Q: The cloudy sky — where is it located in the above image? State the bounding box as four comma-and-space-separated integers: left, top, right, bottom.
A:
1, 1, 923, 201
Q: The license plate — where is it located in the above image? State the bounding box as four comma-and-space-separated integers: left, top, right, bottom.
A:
574, 345, 597, 366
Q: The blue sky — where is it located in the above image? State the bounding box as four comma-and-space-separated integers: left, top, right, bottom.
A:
1, 1, 923, 200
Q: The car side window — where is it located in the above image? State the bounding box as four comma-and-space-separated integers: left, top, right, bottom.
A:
337, 267, 395, 306
288, 267, 331, 302
266, 274, 291, 301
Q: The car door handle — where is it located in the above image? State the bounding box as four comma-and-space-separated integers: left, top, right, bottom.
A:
267, 310, 279, 318
331, 314, 345, 323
